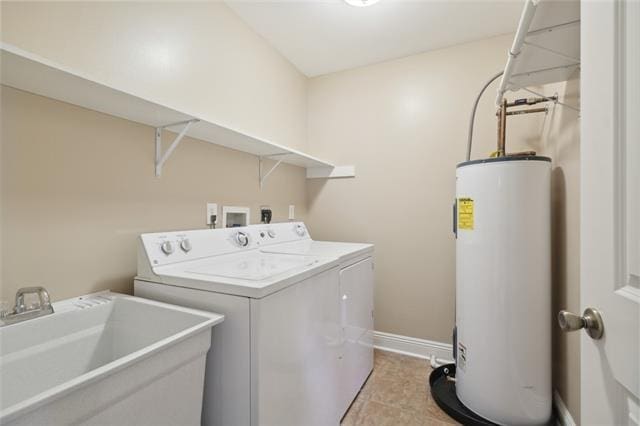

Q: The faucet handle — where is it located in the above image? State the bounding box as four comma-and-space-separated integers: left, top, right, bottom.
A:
0, 300, 11, 318
15, 287, 54, 314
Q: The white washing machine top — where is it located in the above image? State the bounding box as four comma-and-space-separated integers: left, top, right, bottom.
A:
183, 252, 322, 281
136, 222, 369, 298
260, 240, 373, 264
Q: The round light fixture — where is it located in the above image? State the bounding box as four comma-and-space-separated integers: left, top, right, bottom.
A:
344, 0, 381, 7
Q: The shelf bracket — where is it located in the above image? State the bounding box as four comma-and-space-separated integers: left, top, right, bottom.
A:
155, 119, 199, 177
259, 153, 288, 188
522, 87, 581, 114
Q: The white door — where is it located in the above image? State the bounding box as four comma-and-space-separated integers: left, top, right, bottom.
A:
579, 0, 640, 424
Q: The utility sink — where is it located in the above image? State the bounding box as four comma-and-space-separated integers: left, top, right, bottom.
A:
0, 292, 224, 426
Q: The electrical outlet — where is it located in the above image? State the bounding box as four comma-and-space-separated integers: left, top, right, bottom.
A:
288, 205, 295, 220
206, 203, 218, 226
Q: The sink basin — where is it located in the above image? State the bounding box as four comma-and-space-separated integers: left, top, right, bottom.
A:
0, 292, 224, 426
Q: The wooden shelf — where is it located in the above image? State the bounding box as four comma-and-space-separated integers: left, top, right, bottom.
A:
0, 43, 354, 180
496, 0, 580, 105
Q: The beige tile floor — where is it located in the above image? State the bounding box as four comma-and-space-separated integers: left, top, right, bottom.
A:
341, 349, 459, 426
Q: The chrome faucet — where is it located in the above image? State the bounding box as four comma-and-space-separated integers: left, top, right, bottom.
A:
0, 286, 55, 326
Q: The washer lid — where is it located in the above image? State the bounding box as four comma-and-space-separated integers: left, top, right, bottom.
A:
261, 240, 373, 262
184, 252, 322, 281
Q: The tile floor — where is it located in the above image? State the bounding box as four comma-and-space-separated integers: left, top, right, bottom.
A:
341, 349, 459, 426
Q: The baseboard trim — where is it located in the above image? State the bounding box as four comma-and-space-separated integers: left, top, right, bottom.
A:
373, 330, 454, 362
553, 390, 576, 426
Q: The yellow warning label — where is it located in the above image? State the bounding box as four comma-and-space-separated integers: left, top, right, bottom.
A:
458, 198, 474, 230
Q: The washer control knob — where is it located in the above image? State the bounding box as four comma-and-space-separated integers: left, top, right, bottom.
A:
160, 241, 174, 255
294, 224, 306, 237
268, 229, 276, 238
180, 239, 192, 253
234, 231, 249, 247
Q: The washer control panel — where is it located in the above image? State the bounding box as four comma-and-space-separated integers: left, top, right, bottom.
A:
160, 240, 174, 255
180, 238, 192, 253
140, 222, 311, 267
232, 231, 250, 247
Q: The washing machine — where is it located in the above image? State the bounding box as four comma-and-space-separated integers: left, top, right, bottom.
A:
134, 222, 374, 426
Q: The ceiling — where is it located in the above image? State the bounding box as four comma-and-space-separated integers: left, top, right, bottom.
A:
226, 0, 525, 77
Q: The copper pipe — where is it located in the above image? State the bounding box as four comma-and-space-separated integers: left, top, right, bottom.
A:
505, 107, 548, 116
496, 105, 502, 156
497, 99, 507, 156
493, 96, 551, 157
495, 106, 548, 116
506, 96, 555, 107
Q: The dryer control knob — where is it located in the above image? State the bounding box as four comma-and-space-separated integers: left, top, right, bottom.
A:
160, 241, 174, 255
267, 229, 276, 238
295, 224, 306, 237
180, 239, 192, 253
234, 231, 249, 247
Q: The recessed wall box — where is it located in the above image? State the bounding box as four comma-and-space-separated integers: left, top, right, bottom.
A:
222, 206, 250, 228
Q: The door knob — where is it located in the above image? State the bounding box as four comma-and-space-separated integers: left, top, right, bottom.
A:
558, 307, 604, 340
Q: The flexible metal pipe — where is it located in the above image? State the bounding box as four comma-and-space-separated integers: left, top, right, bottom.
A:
466, 71, 504, 161
430, 355, 455, 369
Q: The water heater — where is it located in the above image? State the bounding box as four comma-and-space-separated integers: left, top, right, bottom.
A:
455, 156, 552, 425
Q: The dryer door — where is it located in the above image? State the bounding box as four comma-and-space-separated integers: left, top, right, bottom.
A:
338, 257, 374, 416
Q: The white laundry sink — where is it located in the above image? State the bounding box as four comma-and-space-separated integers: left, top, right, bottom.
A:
0, 292, 224, 426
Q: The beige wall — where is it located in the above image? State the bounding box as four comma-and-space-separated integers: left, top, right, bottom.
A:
307, 34, 543, 343
1, 86, 307, 302
306, 35, 580, 420
1, 4, 581, 419
540, 78, 581, 424
0, 1, 308, 152
0, 0, 310, 302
